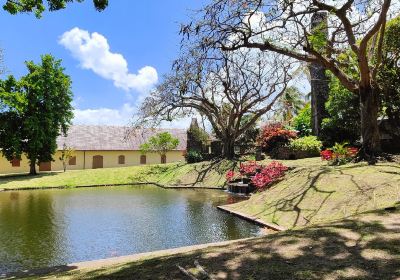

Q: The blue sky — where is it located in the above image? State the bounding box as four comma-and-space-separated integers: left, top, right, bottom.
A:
0, 0, 205, 126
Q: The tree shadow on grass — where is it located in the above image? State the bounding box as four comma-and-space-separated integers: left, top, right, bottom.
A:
21, 209, 400, 280
0, 172, 60, 186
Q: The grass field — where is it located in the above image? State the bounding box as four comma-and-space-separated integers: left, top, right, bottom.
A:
11, 207, 399, 280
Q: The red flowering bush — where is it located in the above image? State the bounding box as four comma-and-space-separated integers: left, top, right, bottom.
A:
258, 123, 297, 155
239, 161, 262, 176
320, 142, 359, 165
251, 161, 288, 190
226, 161, 288, 191
225, 170, 237, 182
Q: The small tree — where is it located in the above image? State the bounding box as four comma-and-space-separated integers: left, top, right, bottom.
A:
139, 132, 179, 162
0, 54, 74, 175
59, 144, 74, 172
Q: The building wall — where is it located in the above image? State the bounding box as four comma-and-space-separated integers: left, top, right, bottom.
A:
0, 150, 185, 175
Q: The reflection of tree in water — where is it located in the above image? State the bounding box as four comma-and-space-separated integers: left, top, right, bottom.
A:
183, 190, 258, 242
0, 191, 64, 273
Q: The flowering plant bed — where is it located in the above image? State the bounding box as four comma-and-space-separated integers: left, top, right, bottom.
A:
226, 161, 288, 192
320, 142, 359, 165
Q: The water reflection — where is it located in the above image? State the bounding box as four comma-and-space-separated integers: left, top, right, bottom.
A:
0, 187, 260, 274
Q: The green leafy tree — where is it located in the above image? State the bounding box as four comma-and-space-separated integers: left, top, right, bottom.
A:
292, 103, 312, 137
59, 144, 74, 172
378, 16, 400, 142
3, 0, 108, 17
139, 132, 180, 161
0, 54, 74, 175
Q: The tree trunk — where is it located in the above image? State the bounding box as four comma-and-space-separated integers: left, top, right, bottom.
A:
29, 161, 37, 175
309, 11, 329, 137
222, 138, 235, 159
359, 85, 381, 164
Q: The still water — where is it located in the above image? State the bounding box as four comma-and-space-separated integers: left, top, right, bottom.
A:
0, 186, 260, 274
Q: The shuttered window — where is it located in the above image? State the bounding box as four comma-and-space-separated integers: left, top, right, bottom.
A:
118, 155, 125, 164
140, 155, 146, 164
11, 158, 20, 167
69, 156, 76, 165
161, 155, 167, 164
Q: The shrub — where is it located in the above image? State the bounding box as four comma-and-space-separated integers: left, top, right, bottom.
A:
288, 136, 322, 156
226, 161, 288, 191
320, 142, 359, 165
185, 150, 204, 163
258, 123, 297, 154
239, 161, 262, 176
292, 103, 312, 137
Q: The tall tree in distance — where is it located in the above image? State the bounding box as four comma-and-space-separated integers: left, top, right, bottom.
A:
134, 47, 292, 159
309, 12, 329, 136
182, 0, 397, 163
275, 86, 304, 123
3, 0, 108, 17
0, 54, 74, 175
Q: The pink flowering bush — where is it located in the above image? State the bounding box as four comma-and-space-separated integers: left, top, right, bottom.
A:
239, 161, 262, 176
226, 161, 288, 192
320, 142, 359, 165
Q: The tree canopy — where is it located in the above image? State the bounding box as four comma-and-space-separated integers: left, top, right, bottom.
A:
0, 54, 74, 175
3, 0, 108, 17
139, 132, 180, 157
135, 46, 292, 159
181, 0, 398, 163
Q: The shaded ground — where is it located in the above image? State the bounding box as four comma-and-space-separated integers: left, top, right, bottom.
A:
13, 207, 400, 280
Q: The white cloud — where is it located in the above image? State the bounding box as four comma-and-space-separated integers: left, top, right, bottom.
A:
73, 103, 135, 126
59, 27, 158, 93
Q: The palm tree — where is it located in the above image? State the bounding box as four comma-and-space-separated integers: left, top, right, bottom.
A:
275, 86, 305, 122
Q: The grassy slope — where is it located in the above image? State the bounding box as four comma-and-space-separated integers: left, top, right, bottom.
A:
16, 208, 400, 280
225, 158, 400, 229
0, 160, 235, 190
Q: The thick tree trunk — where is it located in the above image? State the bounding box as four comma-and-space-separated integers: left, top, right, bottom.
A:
309, 11, 329, 137
29, 161, 37, 175
359, 86, 381, 164
222, 138, 235, 159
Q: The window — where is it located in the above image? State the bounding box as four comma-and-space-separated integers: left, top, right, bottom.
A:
140, 155, 146, 164
118, 155, 125, 164
39, 162, 51, 172
161, 154, 167, 164
69, 156, 76, 165
11, 158, 20, 167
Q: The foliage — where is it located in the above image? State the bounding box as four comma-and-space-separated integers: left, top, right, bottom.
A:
320, 74, 360, 147
3, 0, 108, 17
258, 123, 297, 154
378, 16, 400, 141
250, 162, 288, 190
226, 161, 288, 191
320, 142, 359, 165
139, 132, 179, 156
235, 114, 260, 151
185, 150, 203, 164
275, 86, 305, 122
239, 161, 262, 176
292, 103, 312, 137
288, 136, 322, 156
0, 54, 74, 175
59, 144, 74, 172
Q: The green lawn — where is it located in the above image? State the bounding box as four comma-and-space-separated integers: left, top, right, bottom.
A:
0, 160, 235, 190
12, 207, 400, 280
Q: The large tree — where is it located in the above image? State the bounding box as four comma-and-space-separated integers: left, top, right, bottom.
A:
182, 0, 398, 163
3, 0, 108, 17
0, 54, 74, 175
134, 48, 291, 159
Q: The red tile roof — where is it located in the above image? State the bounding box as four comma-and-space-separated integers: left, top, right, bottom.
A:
57, 125, 187, 151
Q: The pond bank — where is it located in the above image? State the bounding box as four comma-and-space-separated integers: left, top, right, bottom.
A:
8, 207, 399, 280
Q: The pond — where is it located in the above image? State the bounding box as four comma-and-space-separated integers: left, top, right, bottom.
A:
0, 186, 261, 274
